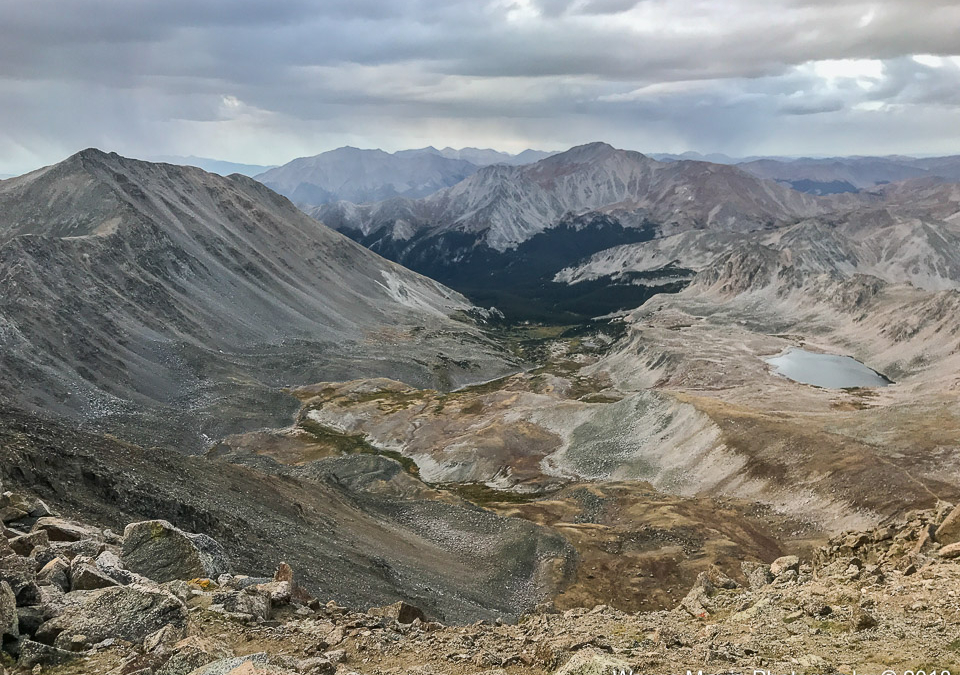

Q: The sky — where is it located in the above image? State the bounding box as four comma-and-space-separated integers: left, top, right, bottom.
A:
2, 0, 960, 175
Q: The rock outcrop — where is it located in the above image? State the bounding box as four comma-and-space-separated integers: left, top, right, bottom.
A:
122, 520, 231, 583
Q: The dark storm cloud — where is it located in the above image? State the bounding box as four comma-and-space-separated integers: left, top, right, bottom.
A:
1, 0, 959, 173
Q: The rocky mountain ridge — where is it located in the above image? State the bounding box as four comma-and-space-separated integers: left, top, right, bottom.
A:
308, 142, 831, 320
0, 149, 514, 450
314, 142, 826, 253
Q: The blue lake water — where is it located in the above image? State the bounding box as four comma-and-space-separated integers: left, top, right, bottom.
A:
765, 348, 893, 389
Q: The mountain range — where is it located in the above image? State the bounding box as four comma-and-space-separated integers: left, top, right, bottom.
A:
310, 142, 830, 319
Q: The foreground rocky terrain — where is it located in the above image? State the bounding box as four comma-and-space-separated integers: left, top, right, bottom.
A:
4, 475, 960, 675
0, 408, 572, 625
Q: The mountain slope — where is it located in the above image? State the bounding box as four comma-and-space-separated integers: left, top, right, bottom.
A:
558, 179, 960, 294
0, 149, 513, 449
256, 146, 479, 206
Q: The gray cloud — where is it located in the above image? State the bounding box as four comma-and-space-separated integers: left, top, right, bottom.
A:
1, 0, 960, 174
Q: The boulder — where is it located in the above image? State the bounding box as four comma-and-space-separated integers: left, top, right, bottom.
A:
0, 506, 27, 524
156, 636, 231, 675
51, 538, 105, 560
0, 492, 42, 523
367, 600, 427, 624
297, 657, 335, 674
937, 542, 960, 559
30, 545, 61, 569
144, 623, 185, 652
70, 556, 120, 591
555, 649, 632, 675
0, 580, 17, 640
770, 555, 800, 577
34, 584, 187, 649
679, 571, 716, 618
741, 561, 774, 589
37, 557, 70, 592
936, 503, 960, 545
253, 581, 292, 605
850, 605, 879, 630
16, 604, 47, 636
211, 589, 271, 622
122, 520, 230, 583
0, 534, 13, 559
32, 517, 98, 542
96, 549, 148, 585
186, 653, 292, 675
17, 639, 76, 668
0, 554, 41, 605
8, 530, 48, 556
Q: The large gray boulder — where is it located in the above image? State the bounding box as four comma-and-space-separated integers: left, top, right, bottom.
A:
122, 521, 230, 583
34, 584, 187, 649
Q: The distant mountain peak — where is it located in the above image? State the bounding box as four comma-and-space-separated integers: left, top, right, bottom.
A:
69, 147, 119, 164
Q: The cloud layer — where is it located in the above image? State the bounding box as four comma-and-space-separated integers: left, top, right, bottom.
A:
2, 0, 960, 173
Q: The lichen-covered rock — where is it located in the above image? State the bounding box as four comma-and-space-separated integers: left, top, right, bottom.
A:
0, 580, 17, 640
155, 636, 232, 675
186, 653, 293, 675
34, 584, 187, 649
17, 639, 76, 668
0, 554, 41, 605
555, 649, 632, 675
122, 520, 230, 583
741, 561, 774, 589
211, 589, 271, 622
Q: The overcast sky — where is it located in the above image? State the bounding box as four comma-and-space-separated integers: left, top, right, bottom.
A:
2, 0, 960, 174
